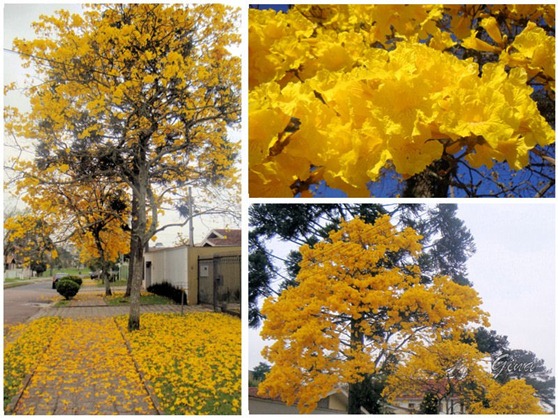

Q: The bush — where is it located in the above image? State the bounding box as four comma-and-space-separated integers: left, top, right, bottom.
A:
56, 279, 80, 300
147, 282, 186, 305
64, 275, 83, 286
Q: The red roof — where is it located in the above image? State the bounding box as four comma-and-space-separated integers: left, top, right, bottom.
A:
396, 378, 462, 399
201, 229, 241, 247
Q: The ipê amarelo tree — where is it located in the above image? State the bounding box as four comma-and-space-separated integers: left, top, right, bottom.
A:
5, 4, 241, 330
258, 215, 489, 413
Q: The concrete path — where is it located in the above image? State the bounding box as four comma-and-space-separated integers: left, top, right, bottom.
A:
29, 303, 210, 320
7, 294, 213, 415
12, 317, 159, 415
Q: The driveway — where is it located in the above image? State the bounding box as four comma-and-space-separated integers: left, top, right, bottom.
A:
4, 278, 55, 325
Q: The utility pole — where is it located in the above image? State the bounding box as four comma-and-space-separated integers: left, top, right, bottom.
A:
188, 187, 194, 247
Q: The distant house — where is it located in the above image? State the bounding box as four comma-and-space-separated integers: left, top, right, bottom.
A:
200, 229, 241, 247
386, 380, 466, 414
249, 387, 365, 414
144, 229, 240, 306
4, 253, 18, 271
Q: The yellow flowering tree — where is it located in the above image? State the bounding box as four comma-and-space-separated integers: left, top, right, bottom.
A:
12, 162, 131, 295
4, 212, 57, 276
382, 339, 545, 414
5, 4, 240, 330
249, 5, 555, 197
259, 215, 489, 413
469, 378, 546, 414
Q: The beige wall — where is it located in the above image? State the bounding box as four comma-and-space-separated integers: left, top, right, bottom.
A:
249, 398, 344, 415
144, 245, 240, 305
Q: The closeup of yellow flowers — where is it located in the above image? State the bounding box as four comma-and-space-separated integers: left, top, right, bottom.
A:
249, 4, 555, 197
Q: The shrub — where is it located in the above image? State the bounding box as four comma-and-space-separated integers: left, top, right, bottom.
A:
56, 279, 80, 300
64, 275, 83, 286
147, 282, 186, 305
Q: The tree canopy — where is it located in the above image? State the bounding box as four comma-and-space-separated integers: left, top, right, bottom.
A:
249, 4, 555, 197
258, 215, 489, 413
249, 203, 476, 327
5, 4, 241, 330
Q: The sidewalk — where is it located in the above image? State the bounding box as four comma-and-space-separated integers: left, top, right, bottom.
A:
7, 291, 212, 415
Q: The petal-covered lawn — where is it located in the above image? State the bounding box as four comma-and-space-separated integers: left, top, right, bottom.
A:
4, 313, 241, 415
4, 317, 61, 409
115, 313, 241, 414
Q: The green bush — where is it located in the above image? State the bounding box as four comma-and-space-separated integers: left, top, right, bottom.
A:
64, 275, 83, 286
56, 279, 80, 300
147, 282, 186, 305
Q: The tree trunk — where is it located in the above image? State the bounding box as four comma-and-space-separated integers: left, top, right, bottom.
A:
102, 270, 112, 297
125, 192, 139, 298
128, 132, 149, 331
403, 158, 455, 197
127, 228, 144, 331
348, 319, 365, 414
93, 229, 112, 297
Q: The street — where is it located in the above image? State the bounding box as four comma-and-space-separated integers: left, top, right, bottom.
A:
4, 279, 54, 325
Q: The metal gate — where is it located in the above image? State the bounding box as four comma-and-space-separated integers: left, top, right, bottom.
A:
198, 254, 241, 313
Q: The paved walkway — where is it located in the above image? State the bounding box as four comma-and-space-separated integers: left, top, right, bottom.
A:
29, 303, 210, 320
7, 293, 213, 415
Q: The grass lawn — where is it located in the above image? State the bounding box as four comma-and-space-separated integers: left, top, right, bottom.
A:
4, 313, 240, 414
51, 268, 87, 276
105, 292, 174, 306
95, 278, 128, 287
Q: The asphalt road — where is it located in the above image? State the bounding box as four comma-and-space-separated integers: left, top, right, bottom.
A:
4, 278, 55, 325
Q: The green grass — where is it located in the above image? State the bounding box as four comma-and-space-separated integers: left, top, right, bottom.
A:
105, 293, 174, 306
4, 277, 28, 284
51, 268, 87, 276
95, 278, 128, 287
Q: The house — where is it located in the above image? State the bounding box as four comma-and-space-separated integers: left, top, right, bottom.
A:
4, 253, 18, 271
143, 229, 240, 306
386, 379, 466, 414
200, 229, 241, 247
387, 393, 465, 414
249, 387, 364, 414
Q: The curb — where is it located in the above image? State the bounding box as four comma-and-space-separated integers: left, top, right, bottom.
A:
113, 318, 164, 415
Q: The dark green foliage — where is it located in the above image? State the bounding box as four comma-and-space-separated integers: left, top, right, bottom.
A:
473, 327, 510, 356
420, 392, 439, 414
251, 362, 271, 385
56, 279, 80, 300
64, 275, 83, 286
147, 282, 185, 305
30, 261, 47, 276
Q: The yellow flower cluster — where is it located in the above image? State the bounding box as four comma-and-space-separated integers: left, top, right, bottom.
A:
249, 5, 555, 196
116, 313, 241, 415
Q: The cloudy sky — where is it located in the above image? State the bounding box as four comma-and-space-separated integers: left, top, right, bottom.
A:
249, 202, 556, 377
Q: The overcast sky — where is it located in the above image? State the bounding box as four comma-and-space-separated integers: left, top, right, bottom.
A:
249, 202, 556, 378
3, 3, 240, 246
